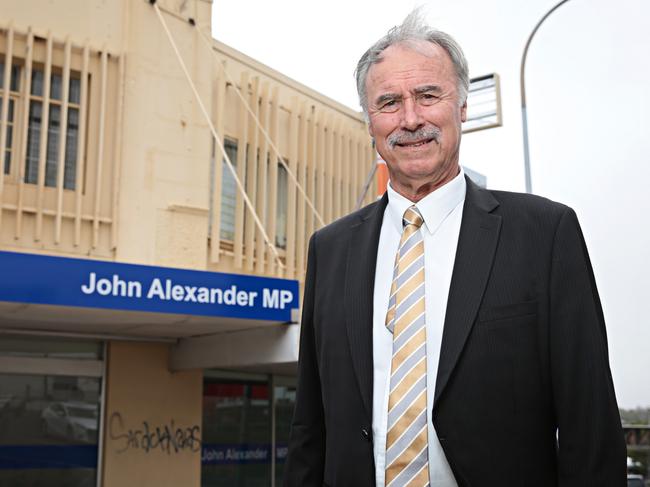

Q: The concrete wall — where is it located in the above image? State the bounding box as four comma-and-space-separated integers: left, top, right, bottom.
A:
102, 341, 202, 487
0, 0, 125, 53
116, 0, 213, 269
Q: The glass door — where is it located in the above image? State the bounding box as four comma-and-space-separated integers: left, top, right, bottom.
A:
201, 371, 297, 487
202, 373, 272, 487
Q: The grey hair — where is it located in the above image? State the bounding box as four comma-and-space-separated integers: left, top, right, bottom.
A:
355, 8, 469, 115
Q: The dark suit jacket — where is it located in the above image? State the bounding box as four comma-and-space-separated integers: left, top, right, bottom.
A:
284, 177, 626, 487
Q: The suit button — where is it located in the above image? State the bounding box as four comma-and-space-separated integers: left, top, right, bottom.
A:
361, 428, 371, 441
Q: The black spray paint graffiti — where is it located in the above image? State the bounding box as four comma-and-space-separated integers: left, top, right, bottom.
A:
109, 412, 201, 455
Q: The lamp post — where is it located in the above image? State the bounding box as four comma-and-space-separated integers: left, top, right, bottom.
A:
520, 0, 572, 193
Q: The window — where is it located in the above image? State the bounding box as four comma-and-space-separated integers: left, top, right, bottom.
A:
219, 139, 239, 241
24, 68, 81, 190
275, 163, 288, 250
202, 377, 271, 486
0, 61, 20, 175
1, 58, 82, 190
201, 372, 297, 487
0, 373, 101, 487
216, 142, 289, 251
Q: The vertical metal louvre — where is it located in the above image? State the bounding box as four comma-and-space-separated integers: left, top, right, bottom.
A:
0, 24, 14, 230
254, 82, 270, 274
34, 32, 53, 242
209, 60, 226, 263
92, 48, 108, 249
14, 28, 33, 238
233, 71, 249, 269
265, 86, 279, 277
295, 101, 307, 280
110, 51, 125, 251
244, 76, 259, 271
54, 37, 71, 244
323, 113, 333, 224
74, 44, 90, 247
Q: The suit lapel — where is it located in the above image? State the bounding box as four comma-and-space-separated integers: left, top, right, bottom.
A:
434, 177, 502, 406
344, 193, 388, 420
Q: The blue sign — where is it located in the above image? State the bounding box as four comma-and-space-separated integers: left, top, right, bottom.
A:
0, 251, 299, 322
0, 445, 98, 469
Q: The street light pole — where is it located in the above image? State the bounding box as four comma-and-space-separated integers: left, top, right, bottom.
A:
520, 0, 572, 193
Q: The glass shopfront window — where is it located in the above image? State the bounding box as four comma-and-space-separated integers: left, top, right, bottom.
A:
0, 336, 103, 487
201, 372, 296, 487
202, 375, 272, 486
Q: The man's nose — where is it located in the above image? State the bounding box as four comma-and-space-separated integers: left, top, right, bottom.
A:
399, 97, 424, 131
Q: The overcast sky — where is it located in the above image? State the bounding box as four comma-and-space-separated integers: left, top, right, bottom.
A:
212, 0, 650, 409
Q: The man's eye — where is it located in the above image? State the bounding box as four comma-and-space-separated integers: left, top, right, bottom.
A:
418, 93, 439, 105
379, 100, 399, 112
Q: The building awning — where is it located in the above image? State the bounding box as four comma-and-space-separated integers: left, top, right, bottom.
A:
0, 251, 300, 340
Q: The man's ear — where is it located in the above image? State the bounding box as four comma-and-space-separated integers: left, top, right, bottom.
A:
367, 119, 375, 138
460, 100, 467, 123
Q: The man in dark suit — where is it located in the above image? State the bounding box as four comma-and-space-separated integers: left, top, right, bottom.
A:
284, 10, 625, 487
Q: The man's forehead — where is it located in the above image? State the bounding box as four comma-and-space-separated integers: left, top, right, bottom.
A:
366, 42, 454, 94
384, 39, 441, 58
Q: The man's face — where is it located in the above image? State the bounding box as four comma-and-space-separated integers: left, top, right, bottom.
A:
365, 41, 467, 199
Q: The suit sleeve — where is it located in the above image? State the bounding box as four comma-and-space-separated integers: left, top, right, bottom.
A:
549, 207, 626, 486
283, 233, 325, 487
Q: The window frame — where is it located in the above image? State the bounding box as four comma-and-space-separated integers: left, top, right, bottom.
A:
21, 62, 84, 191
1, 44, 88, 193
218, 137, 240, 245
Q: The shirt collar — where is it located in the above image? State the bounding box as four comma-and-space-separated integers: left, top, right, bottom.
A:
386, 167, 466, 235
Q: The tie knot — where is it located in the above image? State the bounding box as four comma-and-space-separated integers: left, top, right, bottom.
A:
403, 206, 424, 229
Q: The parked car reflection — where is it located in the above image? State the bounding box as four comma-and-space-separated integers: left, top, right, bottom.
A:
627, 474, 645, 487
41, 401, 98, 443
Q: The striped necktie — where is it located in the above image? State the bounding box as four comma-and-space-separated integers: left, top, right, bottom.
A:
385, 205, 429, 487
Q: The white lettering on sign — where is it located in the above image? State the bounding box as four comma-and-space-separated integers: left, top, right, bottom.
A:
262, 289, 294, 309
81, 272, 142, 298
145, 279, 260, 305
79, 272, 292, 310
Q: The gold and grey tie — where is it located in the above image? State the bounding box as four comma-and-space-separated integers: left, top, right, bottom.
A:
385, 205, 429, 487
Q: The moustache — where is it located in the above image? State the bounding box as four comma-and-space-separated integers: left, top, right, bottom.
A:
387, 126, 441, 148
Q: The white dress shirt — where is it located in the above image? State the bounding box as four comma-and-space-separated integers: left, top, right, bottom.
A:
372, 169, 466, 487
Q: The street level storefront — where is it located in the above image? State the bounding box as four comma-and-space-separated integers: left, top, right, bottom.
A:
0, 251, 300, 486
